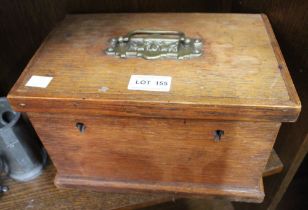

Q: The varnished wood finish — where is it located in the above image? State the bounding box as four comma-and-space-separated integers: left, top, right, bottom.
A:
27, 112, 281, 202
8, 13, 300, 122
0, 162, 173, 210
232, 1, 308, 209
6, 13, 300, 203
1, 1, 306, 208
0, 150, 281, 210
263, 150, 283, 177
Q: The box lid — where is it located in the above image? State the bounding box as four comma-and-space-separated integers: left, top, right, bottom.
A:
8, 13, 301, 122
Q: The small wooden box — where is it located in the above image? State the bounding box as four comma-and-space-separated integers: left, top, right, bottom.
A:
8, 13, 300, 202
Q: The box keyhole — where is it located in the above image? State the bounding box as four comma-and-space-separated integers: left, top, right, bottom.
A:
214, 130, 224, 142
76, 122, 86, 133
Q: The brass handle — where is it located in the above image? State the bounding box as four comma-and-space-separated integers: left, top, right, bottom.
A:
124, 30, 186, 42
105, 29, 203, 60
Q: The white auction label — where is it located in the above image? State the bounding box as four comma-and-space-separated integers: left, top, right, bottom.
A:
128, 75, 172, 92
25, 75, 53, 88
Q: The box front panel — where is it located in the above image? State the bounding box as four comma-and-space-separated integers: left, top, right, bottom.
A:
28, 113, 280, 199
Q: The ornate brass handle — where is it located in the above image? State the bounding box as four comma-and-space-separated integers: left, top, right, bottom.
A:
125, 30, 186, 41
105, 29, 203, 60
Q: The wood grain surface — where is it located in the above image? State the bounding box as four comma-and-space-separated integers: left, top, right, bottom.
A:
231, 1, 308, 209
0, 1, 306, 209
0, 148, 282, 210
27, 112, 281, 202
8, 13, 300, 122
263, 150, 283, 177
0, 162, 172, 210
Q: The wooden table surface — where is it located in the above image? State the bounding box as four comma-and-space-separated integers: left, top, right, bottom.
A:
0, 161, 171, 210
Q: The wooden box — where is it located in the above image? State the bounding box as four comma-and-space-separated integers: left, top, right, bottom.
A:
8, 13, 301, 202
